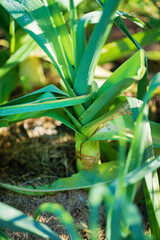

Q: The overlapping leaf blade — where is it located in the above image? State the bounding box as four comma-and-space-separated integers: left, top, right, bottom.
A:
0, 86, 96, 117
43, 0, 74, 65
87, 114, 160, 148
78, 50, 146, 125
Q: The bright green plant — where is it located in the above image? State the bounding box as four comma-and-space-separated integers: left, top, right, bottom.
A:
1, 73, 160, 238
0, 0, 160, 210
0, 1, 160, 238
0, 0, 155, 166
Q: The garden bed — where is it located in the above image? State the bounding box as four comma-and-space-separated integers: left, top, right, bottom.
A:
0, 116, 150, 239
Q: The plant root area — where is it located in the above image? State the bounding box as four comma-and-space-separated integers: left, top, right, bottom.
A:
0, 117, 107, 240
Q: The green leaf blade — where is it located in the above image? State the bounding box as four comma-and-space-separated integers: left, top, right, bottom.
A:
0, 202, 60, 239
73, 0, 121, 96
79, 50, 146, 125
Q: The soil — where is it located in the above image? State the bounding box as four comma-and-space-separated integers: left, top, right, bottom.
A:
0, 118, 108, 239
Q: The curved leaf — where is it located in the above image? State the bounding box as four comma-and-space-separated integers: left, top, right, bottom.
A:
87, 114, 160, 148
34, 203, 81, 240
116, 10, 147, 29
0, 202, 60, 239
76, 11, 102, 70
0, 84, 96, 117
0, 161, 117, 195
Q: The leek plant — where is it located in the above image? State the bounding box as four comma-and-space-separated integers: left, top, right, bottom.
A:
1, 72, 160, 238
0, 1, 160, 238
0, 1, 159, 178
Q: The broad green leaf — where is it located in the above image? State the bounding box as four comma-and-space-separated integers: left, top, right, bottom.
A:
1, 84, 68, 107
73, 0, 121, 96
34, 203, 81, 240
0, 84, 96, 117
78, 50, 146, 125
96, 50, 145, 99
99, 27, 160, 64
79, 96, 130, 136
0, 83, 97, 131
1, 108, 77, 132
87, 114, 160, 149
0, 161, 117, 195
0, 202, 60, 239
0, 85, 82, 131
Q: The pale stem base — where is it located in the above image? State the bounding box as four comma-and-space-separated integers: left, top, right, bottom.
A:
75, 132, 101, 171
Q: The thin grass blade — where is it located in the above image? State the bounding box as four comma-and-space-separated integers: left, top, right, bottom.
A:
34, 202, 81, 240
